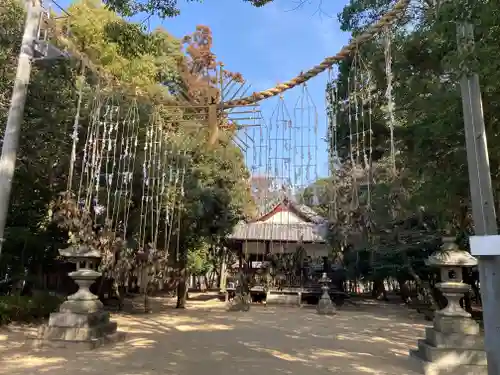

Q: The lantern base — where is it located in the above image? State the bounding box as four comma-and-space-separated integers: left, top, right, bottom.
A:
33, 267, 124, 349
409, 312, 486, 374
33, 310, 125, 349
316, 290, 336, 315
410, 349, 487, 375
227, 292, 251, 312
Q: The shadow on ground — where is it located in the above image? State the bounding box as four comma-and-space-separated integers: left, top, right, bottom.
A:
0, 295, 426, 375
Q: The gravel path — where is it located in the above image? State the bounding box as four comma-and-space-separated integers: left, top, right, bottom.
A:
0, 296, 427, 375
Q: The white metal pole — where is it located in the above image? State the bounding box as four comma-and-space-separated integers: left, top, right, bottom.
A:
458, 22, 500, 375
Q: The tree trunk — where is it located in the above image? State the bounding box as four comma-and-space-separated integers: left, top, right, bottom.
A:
197, 275, 203, 291
176, 265, 188, 308
203, 274, 210, 290
398, 278, 412, 304
210, 272, 216, 289
144, 285, 149, 312
219, 247, 227, 291
407, 262, 440, 309
212, 269, 219, 289
372, 278, 388, 300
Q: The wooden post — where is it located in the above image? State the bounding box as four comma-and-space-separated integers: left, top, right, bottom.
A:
219, 246, 227, 292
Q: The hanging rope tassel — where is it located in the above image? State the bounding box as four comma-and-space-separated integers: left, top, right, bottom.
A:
384, 26, 397, 175
67, 64, 86, 192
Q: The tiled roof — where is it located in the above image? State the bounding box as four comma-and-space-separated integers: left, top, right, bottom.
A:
229, 222, 327, 243
253, 197, 326, 224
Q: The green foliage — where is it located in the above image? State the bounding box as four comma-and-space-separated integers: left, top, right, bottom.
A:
187, 243, 212, 275
297, 177, 331, 217
0, 0, 252, 294
171, 131, 251, 255
332, 0, 500, 227
0, 0, 79, 275
67, 0, 182, 94
326, 0, 500, 283
0, 294, 64, 325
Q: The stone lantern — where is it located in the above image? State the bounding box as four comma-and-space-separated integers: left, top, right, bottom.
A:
57, 245, 103, 314
426, 237, 477, 318
410, 237, 486, 375
60, 244, 101, 270
35, 244, 124, 348
316, 272, 335, 315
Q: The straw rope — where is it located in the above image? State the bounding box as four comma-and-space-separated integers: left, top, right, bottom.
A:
223, 0, 410, 107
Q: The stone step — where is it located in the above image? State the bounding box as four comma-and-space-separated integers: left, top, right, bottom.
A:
38, 321, 118, 342
416, 339, 487, 365
48, 311, 110, 328
32, 330, 126, 350
410, 349, 487, 375
425, 328, 484, 349
433, 315, 480, 335
266, 292, 301, 306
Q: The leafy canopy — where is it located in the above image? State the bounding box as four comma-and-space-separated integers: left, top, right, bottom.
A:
0, 0, 253, 283
324, 0, 500, 283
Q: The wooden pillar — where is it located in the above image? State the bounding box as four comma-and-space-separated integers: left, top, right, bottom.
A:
238, 242, 243, 270
219, 246, 227, 292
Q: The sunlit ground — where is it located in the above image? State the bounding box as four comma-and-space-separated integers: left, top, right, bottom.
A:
0, 294, 426, 375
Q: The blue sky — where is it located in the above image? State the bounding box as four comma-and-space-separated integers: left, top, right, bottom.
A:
155, 0, 351, 187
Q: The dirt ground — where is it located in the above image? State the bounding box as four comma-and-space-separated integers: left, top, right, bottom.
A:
0, 294, 427, 375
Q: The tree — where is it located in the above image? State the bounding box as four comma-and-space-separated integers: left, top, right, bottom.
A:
0, 0, 186, 281
297, 177, 332, 217
327, 0, 500, 305
332, 0, 500, 227
172, 130, 252, 307
0, 0, 253, 314
67, 0, 183, 96
0, 0, 80, 278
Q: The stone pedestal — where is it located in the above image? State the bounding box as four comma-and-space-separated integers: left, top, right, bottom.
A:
227, 285, 250, 312
410, 237, 486, 375
227, 294, 251, 312
35, 246, 124, 349
316, 272, 335, 315
227, 270, 251, 312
